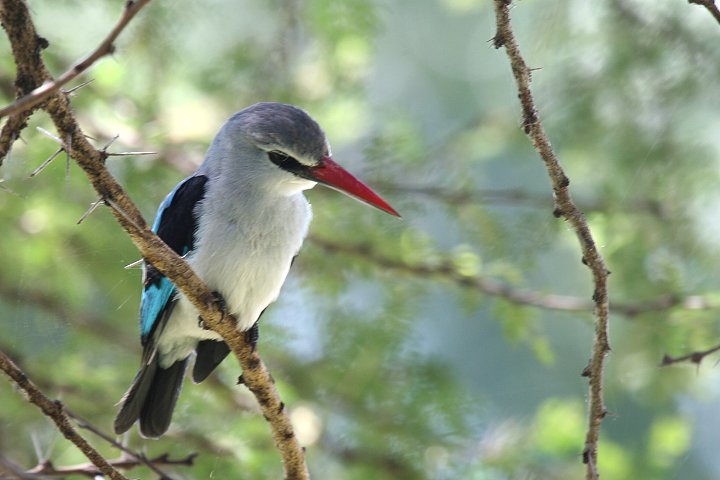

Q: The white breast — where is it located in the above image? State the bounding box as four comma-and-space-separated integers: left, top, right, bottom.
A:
156, 190, 312, 366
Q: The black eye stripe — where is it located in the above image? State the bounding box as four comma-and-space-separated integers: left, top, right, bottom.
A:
268, 150, 306, 175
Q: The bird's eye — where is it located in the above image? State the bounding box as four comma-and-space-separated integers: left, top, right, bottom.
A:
268, 150, 305, 174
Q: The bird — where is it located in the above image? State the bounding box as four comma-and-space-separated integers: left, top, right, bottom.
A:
114, 102, 399, 438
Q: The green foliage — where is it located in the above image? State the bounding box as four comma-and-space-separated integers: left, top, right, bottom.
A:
2, 0, 720, 478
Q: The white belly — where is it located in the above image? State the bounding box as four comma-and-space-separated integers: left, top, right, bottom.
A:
156, 192, 311, 366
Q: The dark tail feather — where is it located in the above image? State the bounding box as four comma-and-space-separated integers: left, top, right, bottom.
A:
114, 355, 188, 438
114, 355, 159, 435
192, 340, 230, 383
138, 359, 188, 438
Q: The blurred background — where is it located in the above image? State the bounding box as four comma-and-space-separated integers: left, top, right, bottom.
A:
2, 0, 720, 478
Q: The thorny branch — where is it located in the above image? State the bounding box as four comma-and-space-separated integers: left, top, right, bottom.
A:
660, 343, 720, 367
491, 1, 611, 479
66, 410, 188, 480
0, 1, 309, 478
0, 350, 130, 480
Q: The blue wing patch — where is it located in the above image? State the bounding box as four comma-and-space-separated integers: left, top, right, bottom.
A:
139, 175, 208, 344
140, 277, 175, 337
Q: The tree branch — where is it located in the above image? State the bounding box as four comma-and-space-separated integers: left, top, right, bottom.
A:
0, 1, 308, 477
0, 350, 130, 480
0, 0, 152, 122
309, 235, 719, 317
660, 343, 720, 367
25, 453, 196, 479
689, 0, 720, 24
65, 410, 190, 480
491, 2, 610, 478
375, 182, 668, 217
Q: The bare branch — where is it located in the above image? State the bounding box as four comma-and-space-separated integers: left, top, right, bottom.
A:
309, 235, 720, 316
689, 0, 720, 24
0, 0, 152, 121
0, 350, 130, 480
660, 343, 720, 367
26, 453, 196, 478
376, 181, 668, 217
65, 410, 186, 480
491, 2, 611, 478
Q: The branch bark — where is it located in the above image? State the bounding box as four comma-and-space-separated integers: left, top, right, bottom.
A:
491, 2, 611, 478
0, 350, 130, 480
0, 1, 309, 478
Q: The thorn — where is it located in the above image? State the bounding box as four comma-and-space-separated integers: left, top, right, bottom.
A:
62, 78, 95, 95
77, 198, 105, 224
36, 127, 62, 144
101, 134, 120, 153
30, 147, 64, 177
124, 258, 144, 269
107, 151, 157, 157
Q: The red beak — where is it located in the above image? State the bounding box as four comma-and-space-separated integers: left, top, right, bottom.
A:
308, 156, 400, 217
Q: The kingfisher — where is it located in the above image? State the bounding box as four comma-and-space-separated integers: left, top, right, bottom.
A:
113, 102, 399, 438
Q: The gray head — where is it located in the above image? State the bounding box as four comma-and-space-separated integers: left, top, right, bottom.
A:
228, 102, 330, 167
207, 102, 399, 216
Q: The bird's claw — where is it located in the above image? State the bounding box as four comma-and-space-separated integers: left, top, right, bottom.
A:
245, 322, 259, 352
210, 290, 227, 323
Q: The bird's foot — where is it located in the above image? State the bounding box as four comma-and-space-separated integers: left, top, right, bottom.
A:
245, 322, 259, 352
210, 290, 227, 323
198, 291, 227, 329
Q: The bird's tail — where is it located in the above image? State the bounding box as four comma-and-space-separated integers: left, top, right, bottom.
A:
114, 354, 188, 438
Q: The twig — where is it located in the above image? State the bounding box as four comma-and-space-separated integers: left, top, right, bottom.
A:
308, 236, 719, 317
0, 350, 130, 480
66, 410, 183, 480
0, 455, 49, 479
376, 182, 667, 217
491, 2, 611, 479
26, 453, 196, 478
0, 1, 309, 477
660, 343, 720, 367
689, 0, 720, 24
0, 0, 153, 120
